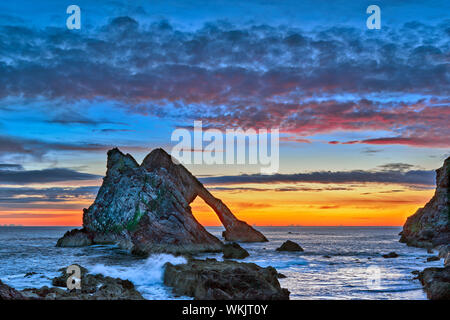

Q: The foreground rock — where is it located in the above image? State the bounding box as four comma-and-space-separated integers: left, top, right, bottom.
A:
418, 266, 450, 300
164, 259, 289, 300
20, 265, 144, 300
400, 157, 449, 248
223, 242, 250, 259
0, 280, 25, 300
276, 240, 304, 252
57, 148, 267, 255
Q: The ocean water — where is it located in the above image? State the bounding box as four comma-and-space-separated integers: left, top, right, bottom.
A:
0, 226, 444, 300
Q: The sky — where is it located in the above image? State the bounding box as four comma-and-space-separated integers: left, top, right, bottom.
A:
0, 0, 449, 226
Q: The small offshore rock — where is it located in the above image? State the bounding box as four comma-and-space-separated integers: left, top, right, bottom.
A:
222, 242, 249, 259
276, 240, 304, 252
24, 272, 37, 278
382, 252, 399, 258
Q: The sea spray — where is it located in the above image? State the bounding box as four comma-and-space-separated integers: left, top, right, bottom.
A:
89, 254, 187, 299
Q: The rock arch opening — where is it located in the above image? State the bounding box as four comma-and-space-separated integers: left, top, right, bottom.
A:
191, 196, 223, 227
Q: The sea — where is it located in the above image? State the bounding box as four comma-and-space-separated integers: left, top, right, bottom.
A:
0, 226, 444, 300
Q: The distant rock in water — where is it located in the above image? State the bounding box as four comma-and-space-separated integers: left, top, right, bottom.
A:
222, 242, 250, 259
57, 148, 267, 255
276, 240, 304, 252
382, 252, 399, 258
163, 258, 290, 300
400, 157, 449, 248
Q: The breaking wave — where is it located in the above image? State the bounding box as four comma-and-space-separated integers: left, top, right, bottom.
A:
89, 254, 187, 299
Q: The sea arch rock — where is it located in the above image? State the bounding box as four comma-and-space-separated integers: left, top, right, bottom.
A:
57, 148, 267, 255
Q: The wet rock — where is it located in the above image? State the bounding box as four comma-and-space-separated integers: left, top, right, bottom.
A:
438, 245, 449, 259
24, 272, 37, 278
164, 258, 290, 300
21, 265, 144, 300
400, 157, 449, 248
56, 228, 92, 247
427, 256, 440, 262
222, 242, 249, 259
277, 273, 287, 279
0, 280, 25, 300
276, 240, 304, 252
382, 252, 399, 258
57, 148, 266, 255
418, 266, 450, 300
427, 248, 434, 254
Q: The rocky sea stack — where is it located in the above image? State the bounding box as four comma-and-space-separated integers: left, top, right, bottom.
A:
164, 258, 290, 300
400, 157, 449, 248
57, 148, 267, 255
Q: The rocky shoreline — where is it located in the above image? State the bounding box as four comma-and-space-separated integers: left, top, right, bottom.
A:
0, 257, 289, 300
0, 265, 144, 300
399, 157, 450, 300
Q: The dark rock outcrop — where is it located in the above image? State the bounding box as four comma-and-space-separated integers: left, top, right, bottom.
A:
0, 280, 25, 300
418, 266, 450, 300
400, 157, 449, 248
164, 258, 289, 300
57, 148, 267, 255
276, 240, 304, 252
427, 256, 440, 262
382, 252, 399, 258
21, 265, 144, 300
222, 242, 250, 259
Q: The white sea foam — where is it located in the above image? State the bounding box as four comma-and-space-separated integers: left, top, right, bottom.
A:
88, 254, 187, 299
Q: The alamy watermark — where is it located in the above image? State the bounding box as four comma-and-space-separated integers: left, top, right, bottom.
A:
66, 264, 81, 290
365, 266, 382, 290
170, 121, 280, 174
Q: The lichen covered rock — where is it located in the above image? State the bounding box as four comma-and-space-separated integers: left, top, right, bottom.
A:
57, 148, 267, 255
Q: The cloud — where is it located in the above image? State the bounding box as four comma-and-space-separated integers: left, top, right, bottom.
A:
0, 18, 448, 147
0, 186, 98, 203
0, 135, 151, 161
199, 168, 436, 186
0, 167, 101, 185
0, 213, 76, 219
0, 164, 24, 171
377, 163, 416, 171
0, 135, 108, 161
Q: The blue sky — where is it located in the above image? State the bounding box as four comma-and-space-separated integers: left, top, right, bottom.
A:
0, 0, 448, 180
